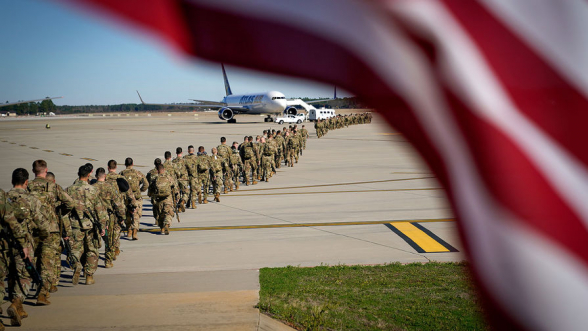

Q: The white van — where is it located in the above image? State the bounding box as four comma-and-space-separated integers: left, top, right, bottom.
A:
308, 108, 335, 121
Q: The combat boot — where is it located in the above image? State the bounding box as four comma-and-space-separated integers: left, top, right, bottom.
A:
203, 199, 208, 204
86, 275, 95, 285
16, 299, 27, 318
164, 225, 169, 235
197, 194, 202, 204
223, 187, 228, 194
132, 229, 138, 241
115, 248, 120, 256
236, 183, 240, 190
252, 180, 258, 185
36, 292, 51, 306
214, 194, 220, 202
191, 199, 195, 209
50, 285, 58, 293
72, 266, 81, 286
7, 299, 21, 326
105, 260, 114, 268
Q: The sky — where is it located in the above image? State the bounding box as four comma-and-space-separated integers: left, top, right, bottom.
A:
0, 0, 350, 106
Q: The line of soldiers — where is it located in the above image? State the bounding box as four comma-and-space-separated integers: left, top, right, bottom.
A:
0, 158, 148, 328
315, 113, 372, 138
145, 124, 310, 235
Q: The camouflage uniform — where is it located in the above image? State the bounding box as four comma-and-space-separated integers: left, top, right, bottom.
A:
172, 156, 190, 211
105, 172, 132, 246
300, 128, 309, 149
216, 144, 232, 193
27, 177, 75, 299
252, 142, 261, 180
92, 180, 125, 266
146, 167, 159, 219
6, 188, 50, 303
229, 149, 243, 190
65, 180, 107, 282
150, 173, 177, 233
240, 142, 257, 185
209, 154, 224, 200
0, 189, 30, 310
260, 140, 276, 181
119, 168, 148, 231
274, 134, 285, 168
196, 153, 211, 202
183, 153, 201, 206
286, 135, 298, 166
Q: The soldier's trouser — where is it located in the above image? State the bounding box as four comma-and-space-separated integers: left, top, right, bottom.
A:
232, 166, 241, 187
243, 159, 255, 183
104, 215, 116, 263
155, 197, 174, 229
262, 155, 273, 179
212, 172, 223, 195
198, 173, 210, 199
302, 138, 307, 149
275, 152, 282, 168
71, 227, 99, 277
0, 248, 9, 305
151, 197, 158, 219
223, 166, 232, 190
288, 149, 295, 166
8, 245, 33, 302
37, 233, 59, 295
188, 176, 201, 204
126, 197, 141, 231
178, 180, 189, 203
295, 147, 300, 162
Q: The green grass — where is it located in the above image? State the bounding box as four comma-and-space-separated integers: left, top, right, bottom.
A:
258, 262, 488, 331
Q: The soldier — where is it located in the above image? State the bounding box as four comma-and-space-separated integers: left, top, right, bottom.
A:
274, 130, 285, 168
183, 145, 201, 207
260, 136, 276, 182
0, 188, 29, 330
6, 168, 50, 326
216, 137, 233, 194
285, 131, 297, 167
229, 145, 243, 190
163, 151, 179, 193
300, 125, 309, 150
209, 148, 224, 202
172, 147, 190, 212
253, 136, 262, 181
105, 160, 132, 253
240, 137, 257, 185
196, 146, 211, 203
119, 158, 148, 240
27, 160, 76, 305
66, 165, 107, 286
149, 164, 176, 235
146, 158, 162, 222
92, 168, 125, 268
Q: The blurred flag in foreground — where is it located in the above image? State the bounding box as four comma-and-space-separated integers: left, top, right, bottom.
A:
55, 0, 588, 329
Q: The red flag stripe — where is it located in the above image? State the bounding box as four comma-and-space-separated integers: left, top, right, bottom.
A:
442, 0, 588, 169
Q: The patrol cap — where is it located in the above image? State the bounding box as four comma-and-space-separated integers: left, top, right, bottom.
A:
116, 177, 130, 193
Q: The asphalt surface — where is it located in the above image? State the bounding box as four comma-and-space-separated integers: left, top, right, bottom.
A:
0, 111, 462, 330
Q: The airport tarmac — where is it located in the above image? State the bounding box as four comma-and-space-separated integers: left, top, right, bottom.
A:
0, 111, 462, 330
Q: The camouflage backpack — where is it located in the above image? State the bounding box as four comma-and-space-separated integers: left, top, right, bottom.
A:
151, 176, 171, 198
243, 143, 254, 159
121, 169, 140, 193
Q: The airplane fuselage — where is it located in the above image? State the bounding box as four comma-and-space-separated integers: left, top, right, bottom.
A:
223, 90, 287, 114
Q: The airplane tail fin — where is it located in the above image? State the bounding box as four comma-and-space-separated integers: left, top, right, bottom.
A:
222, 64, 233, 96
136, 90, 145, 104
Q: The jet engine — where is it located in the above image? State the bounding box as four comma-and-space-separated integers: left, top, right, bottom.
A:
284, 107, 298, 115
218, 107, 234, 121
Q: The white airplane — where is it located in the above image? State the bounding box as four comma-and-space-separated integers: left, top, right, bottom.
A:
137, 65, 333, 123
1, 96, 62, 108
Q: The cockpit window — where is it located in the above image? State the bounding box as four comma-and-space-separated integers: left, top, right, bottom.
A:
271, 97, 285, 100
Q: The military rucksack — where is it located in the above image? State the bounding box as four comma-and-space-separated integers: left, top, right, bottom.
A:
151, 176, 171, 198
244, 143, 254, 159
121, 169, 140, 193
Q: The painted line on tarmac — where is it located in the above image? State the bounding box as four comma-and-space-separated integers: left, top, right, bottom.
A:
385, 222, 458, 253
237, 176, 436, 192
139, 218, 454, 233
43, 150, 53, 153
226, 187, 442, 197
29, 147, 38, 149
59, 153, 73, 156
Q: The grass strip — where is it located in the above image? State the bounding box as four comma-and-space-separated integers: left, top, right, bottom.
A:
258, 262, 488, 331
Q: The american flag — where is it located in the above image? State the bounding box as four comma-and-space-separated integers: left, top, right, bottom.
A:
56, 0, 588, 329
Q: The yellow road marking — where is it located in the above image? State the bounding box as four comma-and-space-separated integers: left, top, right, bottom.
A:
391, 222, 448, 252
237, 176, 435, 192
29, 147, 38, 149
139, 218, 454, 233
60, 153, 73, 156
43, 150, 53, 152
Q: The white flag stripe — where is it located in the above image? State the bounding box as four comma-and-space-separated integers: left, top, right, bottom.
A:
479, 0, 588, 99
395, 1, 588, 231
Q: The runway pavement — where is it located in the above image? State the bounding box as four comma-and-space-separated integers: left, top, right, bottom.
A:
0, 111, 462, 330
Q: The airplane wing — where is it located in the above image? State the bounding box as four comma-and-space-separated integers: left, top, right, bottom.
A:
189, 99, 225, 105
0, 96, 62, 108
136, 91, 220, 108
303, 98, 335, 104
